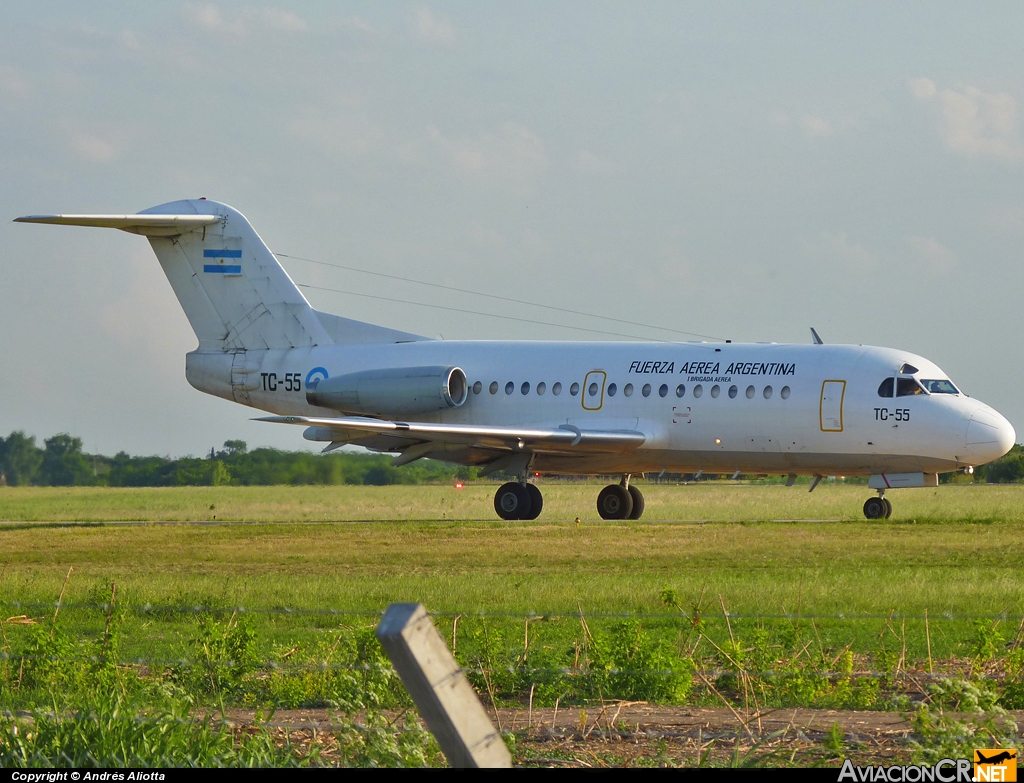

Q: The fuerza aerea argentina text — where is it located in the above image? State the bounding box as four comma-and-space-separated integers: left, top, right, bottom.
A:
628, 360, 796, 376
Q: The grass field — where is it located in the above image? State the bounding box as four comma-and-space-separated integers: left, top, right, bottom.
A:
2, 483, 1023, 764
3, 481, 1024, 522
1, 483, 1022, 653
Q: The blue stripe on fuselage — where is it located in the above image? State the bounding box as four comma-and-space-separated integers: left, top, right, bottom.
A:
203, 249, 242, 258
203, 264, 242, 274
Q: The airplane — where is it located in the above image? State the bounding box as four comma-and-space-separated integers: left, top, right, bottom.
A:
15, 199, 1016, 521
976, 750, 1016, 765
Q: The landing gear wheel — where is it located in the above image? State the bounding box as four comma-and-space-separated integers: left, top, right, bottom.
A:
627, 485, 645, 520
524, 484, 543, 520
882, 498, 892, 519
863, 497, 887, 520
597, 484, 634, 520
495, 482, 532, 520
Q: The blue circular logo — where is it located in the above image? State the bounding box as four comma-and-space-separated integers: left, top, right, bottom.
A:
306, 367, 329, 386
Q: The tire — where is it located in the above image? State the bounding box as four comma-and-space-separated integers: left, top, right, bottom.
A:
863, 497, 886, 520
597, 484, 634, 520
882, 498, 893, 519
495, 482, 532, 520
524, 484, 543, 520
627, 485, 645, 520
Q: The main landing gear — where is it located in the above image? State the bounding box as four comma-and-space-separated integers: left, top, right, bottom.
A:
596, 476, 645, 520
863, 491, 893, 520
493, 475, 647, 521
494, 481, 542, 520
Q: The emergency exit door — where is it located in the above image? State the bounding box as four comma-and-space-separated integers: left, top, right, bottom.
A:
820, 380, 846, 432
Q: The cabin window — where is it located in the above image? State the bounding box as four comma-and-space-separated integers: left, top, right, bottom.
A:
521, 382, 530, 395
624, 383, 634, 397
676, 384, 685, 398
746, 385, 755, 399
552, 382, 562, 395
570, 382, 580, 396
693, 384, 703, 398
489, 381, 499, 395
607, 383, 617, 397
642, 383, 652, 397
505, 381, 514, 395
781, 386, 791, 399
710, 384, 721, 398
537, 382, 546, 395
659, 384, 668, 397
588, 382, 599, 397
921, 379, 958, 394
473, 381, 482, 394
896, 378, 925, 397
763, 385, 773, 399
877, 378, 894, 398
728, 385, 738, 399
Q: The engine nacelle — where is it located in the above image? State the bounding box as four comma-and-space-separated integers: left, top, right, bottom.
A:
306, 365, 468, 416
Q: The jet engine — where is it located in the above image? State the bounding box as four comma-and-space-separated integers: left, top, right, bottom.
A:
306, 365, 468, 416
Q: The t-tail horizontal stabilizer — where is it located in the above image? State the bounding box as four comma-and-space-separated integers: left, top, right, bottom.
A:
14, 214, 219, 236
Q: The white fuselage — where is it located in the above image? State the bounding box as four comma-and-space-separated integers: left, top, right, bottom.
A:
186, 340, 1015, 477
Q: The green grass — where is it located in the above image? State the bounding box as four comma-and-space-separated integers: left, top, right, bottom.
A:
3, 482, 1024, 522
0, 483, 1022, 659
2, 509, 1023, 618
1, 483, 1023, 718
3, 483, 1022, 763
1, 484, 1022, 614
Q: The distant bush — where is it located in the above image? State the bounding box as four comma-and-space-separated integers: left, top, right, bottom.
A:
977, 445, 1024, 483
0, 432, 476, 487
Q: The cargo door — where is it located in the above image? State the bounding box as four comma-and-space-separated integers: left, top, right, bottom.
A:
819, 380, 846, 432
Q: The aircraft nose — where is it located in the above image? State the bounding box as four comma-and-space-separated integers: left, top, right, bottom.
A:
964, 407, 1016, 464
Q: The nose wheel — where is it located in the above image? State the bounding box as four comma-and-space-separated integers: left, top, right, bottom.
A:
863, 495, 893, 520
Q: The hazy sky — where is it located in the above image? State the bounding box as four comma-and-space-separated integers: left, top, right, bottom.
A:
2, 3, 1023, 457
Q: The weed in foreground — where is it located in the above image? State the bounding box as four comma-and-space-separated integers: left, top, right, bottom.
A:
0, 691, 313, 768
909, 679, 1021, 764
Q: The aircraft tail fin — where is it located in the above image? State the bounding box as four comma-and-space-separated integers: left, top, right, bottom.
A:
16, 199, 426, 351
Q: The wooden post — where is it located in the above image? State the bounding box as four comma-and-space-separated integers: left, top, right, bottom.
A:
376, 603, 512, 768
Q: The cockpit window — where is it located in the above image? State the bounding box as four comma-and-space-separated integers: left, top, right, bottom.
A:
877, 378, 894, 398
898, 363, 919, 375
896, 377, 925, 397
921, 379, 959, 394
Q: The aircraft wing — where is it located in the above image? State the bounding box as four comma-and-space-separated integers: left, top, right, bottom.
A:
257, 414, 646, 455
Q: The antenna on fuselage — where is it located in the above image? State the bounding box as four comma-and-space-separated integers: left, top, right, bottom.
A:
810, 327, 824, 345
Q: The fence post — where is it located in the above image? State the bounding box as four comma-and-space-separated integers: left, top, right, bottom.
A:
376, 602, 512, 768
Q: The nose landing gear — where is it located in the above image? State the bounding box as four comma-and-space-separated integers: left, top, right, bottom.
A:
863, 491, 893, 520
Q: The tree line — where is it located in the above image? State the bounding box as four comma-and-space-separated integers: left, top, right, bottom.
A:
0, 430, 1020, 488
0, 432, 477, 487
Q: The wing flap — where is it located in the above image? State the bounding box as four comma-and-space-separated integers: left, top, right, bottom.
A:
260, 415, 646, 453
14, 214, 220, 236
